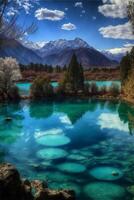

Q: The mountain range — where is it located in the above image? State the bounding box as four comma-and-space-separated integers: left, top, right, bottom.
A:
0, 37, 121, 68
101, 50, 126, 62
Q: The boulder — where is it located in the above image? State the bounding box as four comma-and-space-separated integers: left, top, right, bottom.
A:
34, 188, 75, 200
0, 163, 75, 200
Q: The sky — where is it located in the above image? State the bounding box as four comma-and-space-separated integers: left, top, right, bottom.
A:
5, 0, 134, 53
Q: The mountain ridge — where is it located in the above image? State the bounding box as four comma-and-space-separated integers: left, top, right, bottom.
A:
0, 38, 118, 68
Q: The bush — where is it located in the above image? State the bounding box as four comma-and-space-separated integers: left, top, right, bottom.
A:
100, 85, 107, 94
31, 76, 54, 99
7, 86, 20, 101
55, 83, 65, 96
84, 83, 90, 95
123, 70, 134, 100
109, 83, 120, 97
90, 83, 99, 95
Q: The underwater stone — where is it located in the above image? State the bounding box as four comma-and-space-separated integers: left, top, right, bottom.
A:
67, 154, 86, 161
89, 166, 123, 181
84, 182, 126, 200
0, 163, 76, 200
37, 148, 68, 160
4, 117, 12, 122
50, 182, 81, 195
44, 171, 74, 184
36, 135, 70, 146
127, 185, 134, 195
57, 162, 86, 173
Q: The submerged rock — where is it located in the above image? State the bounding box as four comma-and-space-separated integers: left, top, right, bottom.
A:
34, 189, 75, 200
36, 135, 70, 147
4, 117, 12, 122
84, 182, 126, 200
0, 163, 75, 200
89, 166, 123, 181
57, 162, 86, 173
37, 148, 68, 160
127, 185, 134, 195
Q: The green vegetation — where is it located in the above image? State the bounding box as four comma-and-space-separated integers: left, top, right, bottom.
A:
90, 83, 99, 95
61, 54, 84, 94
29, 54, 121, 100
120, 47, 134, 102
20, 63, 67, 73
30, 75, 54, 99
120, 53, 131, 84
109, 83, 120, 97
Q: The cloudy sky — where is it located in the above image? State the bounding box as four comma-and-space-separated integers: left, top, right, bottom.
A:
6, 0, 134, 52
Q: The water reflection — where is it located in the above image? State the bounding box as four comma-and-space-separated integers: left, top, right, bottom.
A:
0, 99, 134, 200
30, 101, 54, 119
118, 102, 134, 135
0, 102, 23, 144
56, 100, 97, 124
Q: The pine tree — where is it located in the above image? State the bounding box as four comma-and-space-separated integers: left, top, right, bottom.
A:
64, 54, 84, 92
120, 53, 131, 84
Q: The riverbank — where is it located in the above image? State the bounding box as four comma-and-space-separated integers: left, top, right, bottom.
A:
20, 93, 120, 103
0, 163, 75, 200
20, 68, 120, 82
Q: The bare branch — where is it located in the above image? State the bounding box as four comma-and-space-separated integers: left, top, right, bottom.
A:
0, 0, 37, 46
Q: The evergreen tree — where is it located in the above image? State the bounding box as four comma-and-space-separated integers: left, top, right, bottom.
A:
122, 47, 134, 102
120, 53, 131, 84
63, 54, 84, 92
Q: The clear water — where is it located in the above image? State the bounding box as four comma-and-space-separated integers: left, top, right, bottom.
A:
0, 99, 134, 200
16, 82, 58, 96
87, 80, 121, 88
16, 81, 121, 96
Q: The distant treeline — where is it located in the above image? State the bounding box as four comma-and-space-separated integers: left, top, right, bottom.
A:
20, 63, 67, 73
20, 63, 120, 73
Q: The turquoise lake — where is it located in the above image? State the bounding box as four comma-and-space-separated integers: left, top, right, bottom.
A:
16, 82, 59, 96
0, 99, 134, 199
16, 81, 121, 96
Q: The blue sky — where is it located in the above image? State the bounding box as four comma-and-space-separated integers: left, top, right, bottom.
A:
6, 0, 134, 52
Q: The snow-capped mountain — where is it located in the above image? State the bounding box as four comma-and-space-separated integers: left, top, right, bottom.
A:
101, 50, 125, 62
0, 37, 118, 67
35, 38, 92, 57
101, 45, 134, 62
22, 40, 48, 50
0, 39, 42, 64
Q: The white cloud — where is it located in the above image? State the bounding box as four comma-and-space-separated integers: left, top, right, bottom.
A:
124, 43, 134, 48
92, 16, 97, 20
99, 22, 134, 40
75, 2, 83, 8
35, 8, 65, 21
82, 10, 86, 14
22, 2, 33, 14
7, 7, 18, 16
104, 47, 131, 55
61, 23, 77, 31
65, 7, 68, 11
98, 0, 129, 18
104, 43, 134, 55
98, 113, 129, 132
5, 0, 39, 16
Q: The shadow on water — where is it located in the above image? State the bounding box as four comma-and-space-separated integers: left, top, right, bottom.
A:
118, 102, 134, 135
30, 101, 54, 119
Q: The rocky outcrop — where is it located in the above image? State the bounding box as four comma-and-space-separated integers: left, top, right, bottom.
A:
0, 163, 75, 200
